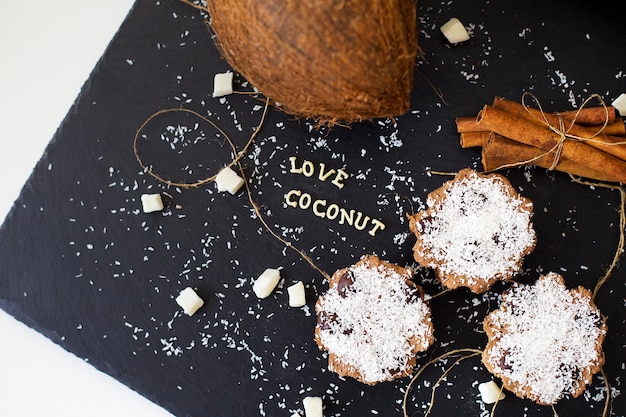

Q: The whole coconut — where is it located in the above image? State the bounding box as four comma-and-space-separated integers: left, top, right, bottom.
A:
206, 0, 419, 125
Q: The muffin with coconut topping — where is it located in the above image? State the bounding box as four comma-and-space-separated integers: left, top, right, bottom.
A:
408, 168, 536, 293
482, 272, 607, 405
314, 255, 434, 385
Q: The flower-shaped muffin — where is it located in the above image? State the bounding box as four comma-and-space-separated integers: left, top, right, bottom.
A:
482, 273, 607, 405
408, 169, 536, 293
315, 255, 434, 385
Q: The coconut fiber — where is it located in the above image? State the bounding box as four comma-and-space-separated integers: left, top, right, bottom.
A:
207, 0, 419, 125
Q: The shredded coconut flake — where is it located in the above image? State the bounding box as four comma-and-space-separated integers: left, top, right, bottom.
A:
317, 261, 433, 384
484, 273, 606, 404
416, 171, 535, 285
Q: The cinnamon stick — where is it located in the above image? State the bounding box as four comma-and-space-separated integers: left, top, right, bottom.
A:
460, 131, 490, 148
601, 119, 626, 136
458, 120, 625, 144
457, 105, 618, 133
492, 97, 626, 161
560, 106, 616, 125
458, 107, 624, 136
477, 105, 626, 183
482, 133, 617, 183
455, 116, 482, 133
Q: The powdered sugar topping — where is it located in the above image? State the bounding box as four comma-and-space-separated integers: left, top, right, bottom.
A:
316, 260, 433, 384
484, 273, 607, 404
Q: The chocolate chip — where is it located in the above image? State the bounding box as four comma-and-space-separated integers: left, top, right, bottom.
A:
417, 214, 433, 232
498, 350, 512, 371
318, 312, 337, 331
389, 366, 401, 375
337, 270, 355, 298
318, 311, 352, 335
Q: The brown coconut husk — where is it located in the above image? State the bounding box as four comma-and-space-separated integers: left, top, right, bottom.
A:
206, 0, 419, 125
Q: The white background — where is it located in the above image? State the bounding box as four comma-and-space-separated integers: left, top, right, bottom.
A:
0, 1, 174, 416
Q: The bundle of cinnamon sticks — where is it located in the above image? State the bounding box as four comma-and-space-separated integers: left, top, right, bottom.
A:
457, 96, 626, 183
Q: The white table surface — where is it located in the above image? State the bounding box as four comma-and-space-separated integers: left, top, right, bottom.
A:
0, 1, 174, 416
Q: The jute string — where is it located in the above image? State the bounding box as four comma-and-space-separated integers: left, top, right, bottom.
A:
402, 349, 612, 417
567, 175, 626, 302
133, 103, 266, 188
134, 98, 330, 281
179, 0, 209, 14
402, 349, 483, 417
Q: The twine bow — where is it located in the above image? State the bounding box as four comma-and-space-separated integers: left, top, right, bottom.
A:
521, 92, 611, 170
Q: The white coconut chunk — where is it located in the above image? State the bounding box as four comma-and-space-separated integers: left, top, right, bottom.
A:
478, 380, 506, 404
611, 93, 626, 116
141, 193, 164, 213
287, 281, 306, 307
253, 268, 281, 299
440, 17, 470, 44
175, 287, 204, 316
302, 396, 323, 417
215, 166, 245, 194
212, 71, 233, 97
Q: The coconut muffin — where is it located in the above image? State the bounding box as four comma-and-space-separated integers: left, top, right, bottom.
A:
408, 168, 536, 293
482, 273, 607, 405
314, 255, 434, 385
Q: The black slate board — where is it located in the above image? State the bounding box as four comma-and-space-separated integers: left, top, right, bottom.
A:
1, 0, 625, 416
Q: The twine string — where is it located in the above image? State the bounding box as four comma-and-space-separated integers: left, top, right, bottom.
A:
134, 107, 232, 188
238, 159, 331, 281
402, 348, 612, 417
600, 368, 613, 417
519, 92, 624, 170
548, 114, 567, 170
423, 352, 481, 417
134, 99, 269, 188
134, 98, 332, 281
179, 0, 209, 13
522, 92, 611, 141
402, 349, 483, 417
568, 175, 626, 301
